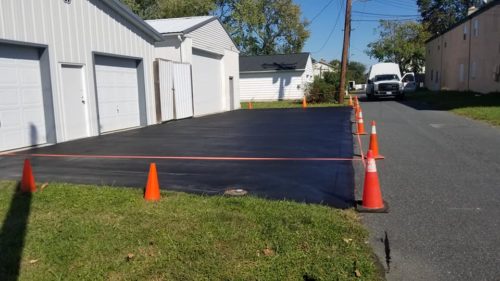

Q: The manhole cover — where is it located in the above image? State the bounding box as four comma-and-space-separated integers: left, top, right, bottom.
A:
224, 188, 248, 196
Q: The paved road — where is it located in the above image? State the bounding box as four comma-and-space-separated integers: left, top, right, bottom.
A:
353, 96, 500, 280
0, 108, 354, 208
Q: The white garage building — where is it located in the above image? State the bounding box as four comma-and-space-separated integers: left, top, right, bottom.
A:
146, 16, 240, 119
239, 53, 313, 101
0, 1, 239, 152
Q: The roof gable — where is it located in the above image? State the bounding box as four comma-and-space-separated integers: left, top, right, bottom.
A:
240, 53, 311, 72
145, 16, 214, 34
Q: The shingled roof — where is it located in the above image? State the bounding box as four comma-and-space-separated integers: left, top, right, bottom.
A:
240, 53, 310, 72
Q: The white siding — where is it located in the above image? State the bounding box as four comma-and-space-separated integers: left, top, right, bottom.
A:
223, 50, 241, 110
240, 56, 313, 101
240, 71, 306, 101
155, 37, 182, 62
188, 20, 237, 55
0, 0, 157, 145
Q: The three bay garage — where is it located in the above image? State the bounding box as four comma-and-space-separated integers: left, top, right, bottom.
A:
0, 0, 162, 152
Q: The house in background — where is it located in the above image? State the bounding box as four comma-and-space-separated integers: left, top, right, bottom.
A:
239, 53, 313, 101
425, 1, 500, 93
146, 16, 240, 119
0, 0, 239, 153
313, 59, 335, 77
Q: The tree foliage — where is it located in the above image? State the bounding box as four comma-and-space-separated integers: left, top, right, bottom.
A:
122, 0, 309, 56
366, 20, 430, 73
121, 0, 215, 19
347, 61, 366, 84
327, 60, 365, 84
417, 0, 472, 36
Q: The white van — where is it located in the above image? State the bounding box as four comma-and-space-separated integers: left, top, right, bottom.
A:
365, 63, 416, 100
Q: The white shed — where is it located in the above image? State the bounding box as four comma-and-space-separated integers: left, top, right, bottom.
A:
0, 0, 163, 152
239, 53, 313, 101
146, 16, 240, 119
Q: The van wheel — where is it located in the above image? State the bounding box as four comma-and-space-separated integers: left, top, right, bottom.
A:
366, 94, 374, 101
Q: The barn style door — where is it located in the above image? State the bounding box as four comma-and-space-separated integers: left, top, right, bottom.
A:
158, 59, 194, 122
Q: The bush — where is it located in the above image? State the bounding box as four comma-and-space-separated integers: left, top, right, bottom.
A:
305, 75, 338, 103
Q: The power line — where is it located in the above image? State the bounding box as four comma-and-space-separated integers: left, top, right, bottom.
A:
312, 0, 343, 53
351, 18, 419, 22
310, 0, 336, 24
352, 11, 420, 17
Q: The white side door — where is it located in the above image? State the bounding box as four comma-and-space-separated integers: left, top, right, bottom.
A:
61, 64, 89, 141
0, 44, 46, 151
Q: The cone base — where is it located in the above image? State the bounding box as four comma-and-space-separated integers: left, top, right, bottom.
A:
356, 200, 389, 213
364, 154, 385, 160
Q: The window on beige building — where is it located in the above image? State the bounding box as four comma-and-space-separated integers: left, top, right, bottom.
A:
460, 64, 465, 82
473, 19, 479, 37
471, 62, 477, 79
463, 25, 468, 40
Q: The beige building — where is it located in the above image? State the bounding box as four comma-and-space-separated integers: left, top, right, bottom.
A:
425, 1, 500, 93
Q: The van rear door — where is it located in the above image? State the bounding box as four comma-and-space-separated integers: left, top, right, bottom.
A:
402, 73, 416, 92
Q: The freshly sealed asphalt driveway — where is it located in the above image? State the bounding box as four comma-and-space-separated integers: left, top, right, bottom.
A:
0, 108, 355, 208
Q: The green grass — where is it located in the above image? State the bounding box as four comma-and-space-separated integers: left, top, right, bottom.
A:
0, 181, 382, 281
241, 100, 345, 109
407, 91, 500, 126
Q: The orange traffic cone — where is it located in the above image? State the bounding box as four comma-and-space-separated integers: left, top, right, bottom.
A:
348, 95, 353, 107
357, 150, 387, 212
354, 96, 359, 109
302, 96, 307, 108
21, 159, 36, 193
144, 163, 160, 201
367, 121, 385, 159
248, 102, 253, 110
354, 111, 367, 135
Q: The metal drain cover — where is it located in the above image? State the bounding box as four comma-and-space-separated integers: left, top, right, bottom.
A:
224, 188, 248, 196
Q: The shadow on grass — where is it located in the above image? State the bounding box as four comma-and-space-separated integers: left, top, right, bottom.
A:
400, 90, 500, 111
0, 182, 32, 281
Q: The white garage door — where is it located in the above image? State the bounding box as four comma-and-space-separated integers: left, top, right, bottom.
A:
192, 49, 223, 116
95, 56, 141, 133
0, 44, 47, 151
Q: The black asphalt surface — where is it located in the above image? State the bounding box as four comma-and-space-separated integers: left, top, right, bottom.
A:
353, 95, 500, 281
0, 108, 355, 208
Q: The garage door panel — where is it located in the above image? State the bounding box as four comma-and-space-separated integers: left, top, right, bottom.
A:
0, 109, 22, 128
95, 55, 141, 133
0, 89, 19, 106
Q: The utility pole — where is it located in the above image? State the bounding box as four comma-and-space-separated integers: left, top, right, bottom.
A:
338, 0, 352, 104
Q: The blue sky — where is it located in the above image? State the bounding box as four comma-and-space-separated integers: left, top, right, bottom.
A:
295, 0, 420, 68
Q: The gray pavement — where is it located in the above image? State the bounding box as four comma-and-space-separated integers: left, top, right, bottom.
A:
353, 96, 500, 280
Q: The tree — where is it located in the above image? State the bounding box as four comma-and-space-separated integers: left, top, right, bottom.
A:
365, 20, 430, 73
347, 61, 366, 84
122, 0, 310, 56
121, 0, 215, 19
417, 0, 472, 36
217, 0, 309, 55
329, 59, 341, 73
